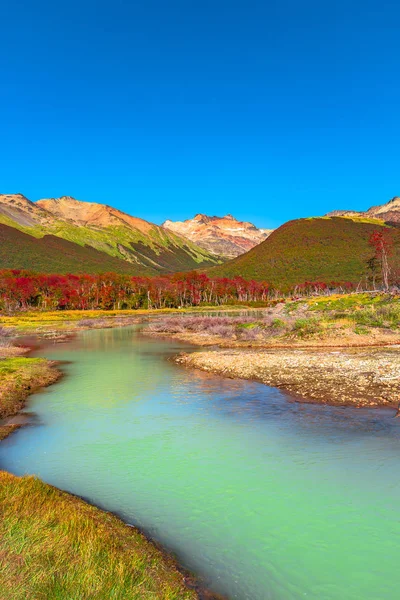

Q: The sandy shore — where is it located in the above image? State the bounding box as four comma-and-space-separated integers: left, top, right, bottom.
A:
175, 346, 400, 408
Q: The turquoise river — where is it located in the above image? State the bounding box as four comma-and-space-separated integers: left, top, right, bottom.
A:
1, 325, 400, 599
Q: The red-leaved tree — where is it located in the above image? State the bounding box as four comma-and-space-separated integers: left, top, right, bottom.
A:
369, 230, 393, 290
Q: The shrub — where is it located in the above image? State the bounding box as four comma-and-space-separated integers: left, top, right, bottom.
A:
354, 325, 370, 335
0, 326, 12, 347
293, 318, 321, 337
349, 303, 400, 328
206, 323, 235, 337
271, 318, 286, 328
239, 326, 262, 341
0, 326, 12, 337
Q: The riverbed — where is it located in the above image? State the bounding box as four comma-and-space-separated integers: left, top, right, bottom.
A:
1, 325, 400, 599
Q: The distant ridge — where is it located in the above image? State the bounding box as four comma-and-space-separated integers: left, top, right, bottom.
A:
162, 213, 272, 259
326, 196, 400, 225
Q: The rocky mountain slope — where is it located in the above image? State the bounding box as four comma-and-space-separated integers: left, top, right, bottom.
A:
327, 196, 400, 224
162, 214, 272, 259
0, 194, 221, 274
208, 216, 400, 289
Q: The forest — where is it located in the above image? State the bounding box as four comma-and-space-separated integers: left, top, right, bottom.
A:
0, 270, 357, 312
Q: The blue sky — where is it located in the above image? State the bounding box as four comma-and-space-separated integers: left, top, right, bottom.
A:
1, 0, 399, 229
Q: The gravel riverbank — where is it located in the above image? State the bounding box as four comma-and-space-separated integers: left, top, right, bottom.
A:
175, 347, 400, 408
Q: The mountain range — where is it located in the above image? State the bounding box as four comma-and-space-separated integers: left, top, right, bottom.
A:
162, 214, 272, 259
2, 193, 400, 289
0, 194, 221, 275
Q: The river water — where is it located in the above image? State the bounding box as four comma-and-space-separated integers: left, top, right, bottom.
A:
1, 326, 400, 600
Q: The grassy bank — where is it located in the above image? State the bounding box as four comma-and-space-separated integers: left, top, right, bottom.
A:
148, 293, 400, 347
0, 356, 60, 441
0, 472, 197, 600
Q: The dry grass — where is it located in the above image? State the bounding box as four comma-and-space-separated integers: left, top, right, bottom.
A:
0, 310, 139, 332
0, 424, 20, 441
0, 357, 60, 436
0, 473, 197, 600
149, 294, 400, 347
0, 306, 253, 334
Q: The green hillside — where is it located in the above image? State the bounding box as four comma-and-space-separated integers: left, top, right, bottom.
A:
0, 225, 153, 275
209, 217, 400, 289
0, 195, 221, 274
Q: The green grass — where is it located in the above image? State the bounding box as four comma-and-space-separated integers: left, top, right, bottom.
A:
0, 472, 197, 600
307, 293, 388, 311
350, 303, 400, 328
304, 294, 400, 328
345, 216, 388, 225
0, 310, 138, 331
284, 293, 400, 336
209, 217, 400, 289
0, 356, 37, 376
236, 321, 259, 329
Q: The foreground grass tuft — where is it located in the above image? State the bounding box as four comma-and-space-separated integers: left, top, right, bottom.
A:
0, 472, 197, 600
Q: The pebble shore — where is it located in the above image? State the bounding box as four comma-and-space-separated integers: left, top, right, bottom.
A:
176, 347, 400, 408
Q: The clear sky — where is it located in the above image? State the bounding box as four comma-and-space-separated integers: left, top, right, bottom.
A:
1, 0, 399, 229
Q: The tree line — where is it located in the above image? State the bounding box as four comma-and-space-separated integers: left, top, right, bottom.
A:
0, 270, 359, 312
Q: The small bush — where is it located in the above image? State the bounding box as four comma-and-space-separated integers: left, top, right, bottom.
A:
77, 319, 98, 327
331, 311, 350, 320
271, 318, 286, 328
293, 318, 321, 338
354, 325, 370, 335
238, 326, 262, 341
206, 324, 235, 337
0, 326, 12, 347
